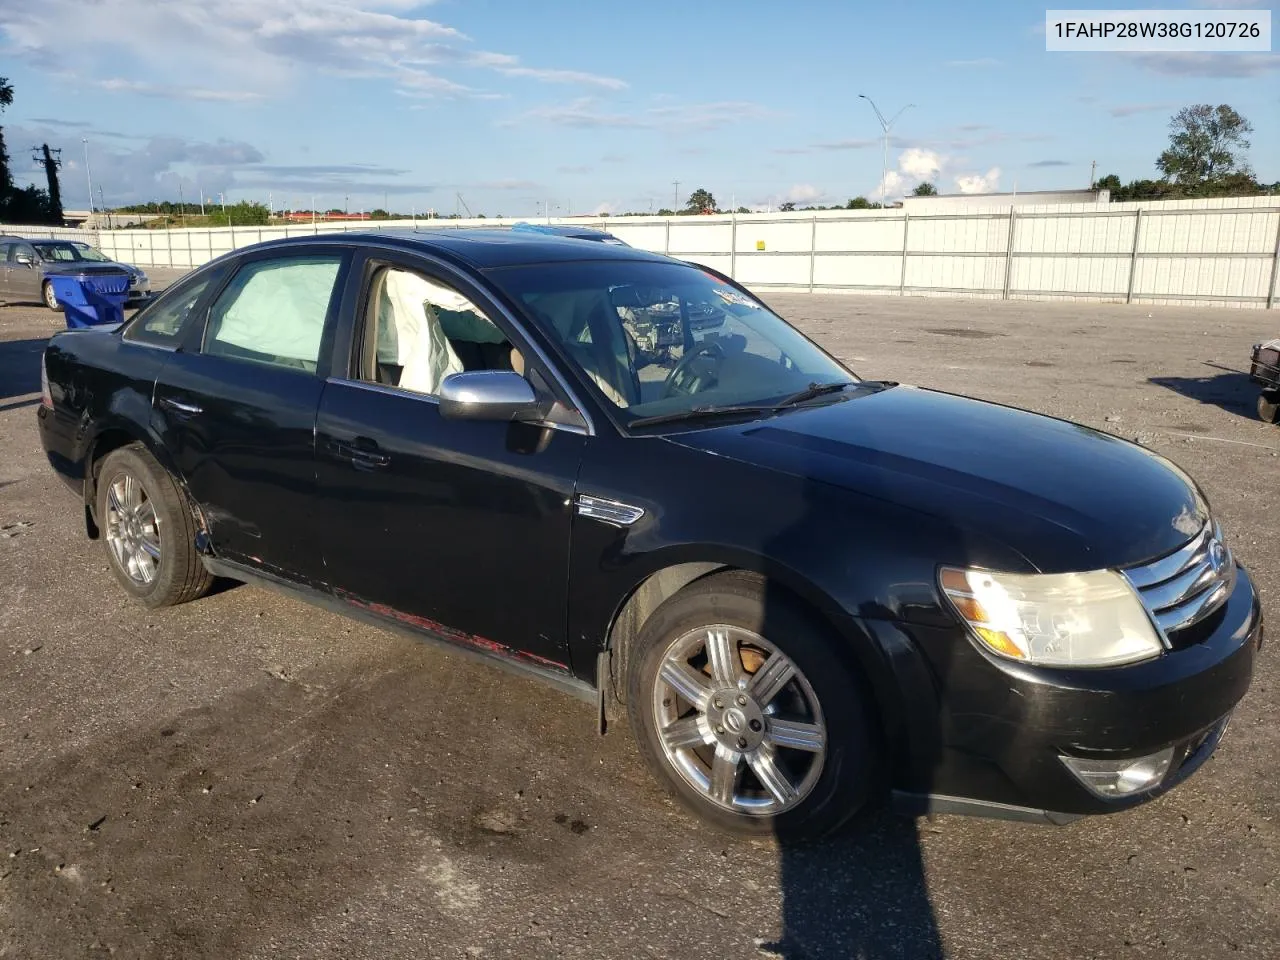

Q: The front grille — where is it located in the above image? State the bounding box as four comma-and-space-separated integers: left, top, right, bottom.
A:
1122, 523, 1235, 646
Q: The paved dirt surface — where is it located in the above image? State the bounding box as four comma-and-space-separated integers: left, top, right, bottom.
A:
1, 280, 1276, 960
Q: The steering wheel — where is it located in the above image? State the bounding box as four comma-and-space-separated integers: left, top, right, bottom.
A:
662, 340, 725, 399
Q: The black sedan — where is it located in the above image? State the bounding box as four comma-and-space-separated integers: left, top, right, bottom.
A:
37, 230, 1263, 838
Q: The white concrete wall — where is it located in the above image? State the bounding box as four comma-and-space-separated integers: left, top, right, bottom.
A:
89, 195, 1280, 309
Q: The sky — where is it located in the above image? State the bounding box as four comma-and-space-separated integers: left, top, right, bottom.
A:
0, 0, 1276, 215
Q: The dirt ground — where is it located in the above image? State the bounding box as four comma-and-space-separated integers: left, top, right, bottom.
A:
1, 279, 1277, 960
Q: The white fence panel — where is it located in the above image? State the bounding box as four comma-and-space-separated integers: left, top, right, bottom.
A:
80, 199, 1280, 308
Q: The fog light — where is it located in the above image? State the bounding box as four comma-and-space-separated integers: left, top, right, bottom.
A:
1060, 747, 1175, 798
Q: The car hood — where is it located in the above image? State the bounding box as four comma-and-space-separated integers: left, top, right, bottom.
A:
41, 261, 137, 276
664, 384, 1207, 573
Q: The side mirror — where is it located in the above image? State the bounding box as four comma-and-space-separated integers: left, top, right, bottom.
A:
438, 370, 545, 422
14, 254, 32, 266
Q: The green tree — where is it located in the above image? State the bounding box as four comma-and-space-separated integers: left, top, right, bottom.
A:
1157, 104, 1253, 188
208, 201, 270, 226
685, 188, 716, 214
735, 206, 750, 214
370, 208, 390, 219
912, 181, 938, 196
778, 201, 796, 212
846, 196, 881, 209
1095, 174, 1122, 194
0, 76, 13, 203
657, 207, 675, 216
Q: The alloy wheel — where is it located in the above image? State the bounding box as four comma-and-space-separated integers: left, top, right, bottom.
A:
651, 624, 826, 816
104, 473, 162, 585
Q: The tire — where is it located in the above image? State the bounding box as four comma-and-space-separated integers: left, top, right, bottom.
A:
43, 281, 62, 311
95, 444, 213, 608
1259, 391, 1280, 425
626, 571, 880, 839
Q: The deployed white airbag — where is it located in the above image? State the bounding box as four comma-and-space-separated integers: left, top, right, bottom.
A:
384, 270, 464, 395
210, 259, 340, 366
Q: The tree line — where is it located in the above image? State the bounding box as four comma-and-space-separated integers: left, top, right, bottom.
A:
0, 77, 64, 225
1095, 105, 1275, 201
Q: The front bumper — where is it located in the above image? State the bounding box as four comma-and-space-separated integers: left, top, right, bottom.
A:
127, 276, 151, 302
889, 563, 1262, 822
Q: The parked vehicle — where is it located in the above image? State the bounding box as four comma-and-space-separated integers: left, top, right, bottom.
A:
38, 231, 1262, 838
0, 236, 150, 310
1250, 338, 1280, 424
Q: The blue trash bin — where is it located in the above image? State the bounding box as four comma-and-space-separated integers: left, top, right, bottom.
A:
48, 271, 131, 329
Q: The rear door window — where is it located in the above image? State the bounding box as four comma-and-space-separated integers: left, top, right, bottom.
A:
123, 274, 216, 347
203, 255, 344, 373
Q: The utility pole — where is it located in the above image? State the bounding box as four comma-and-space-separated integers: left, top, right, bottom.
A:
1090, 160, 1097, 190
673, 180, 680, 212
97, 184, 109, 229
32, 144, 63, 223
178, 181, 186, 227
858, 95, 915, 208
198, 183, 205, 216
345, 194, 349, 215
81, 138, 95, 219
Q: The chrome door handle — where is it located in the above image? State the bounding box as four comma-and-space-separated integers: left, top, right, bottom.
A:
159, 396, 203, 416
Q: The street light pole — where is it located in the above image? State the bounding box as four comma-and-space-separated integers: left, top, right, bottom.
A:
858, 95, 915, 208
81, 138, 96, 218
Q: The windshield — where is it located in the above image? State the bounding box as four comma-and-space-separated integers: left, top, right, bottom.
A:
490, 260, 855, 423
33, 241, 112, 263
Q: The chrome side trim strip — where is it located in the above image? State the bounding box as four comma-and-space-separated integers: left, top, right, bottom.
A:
576, 494, 645, 526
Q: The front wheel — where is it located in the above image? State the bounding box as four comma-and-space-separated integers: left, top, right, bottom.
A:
627, 571, 880, 839
1259, 391, 1279, 425
96, 444, 214, 608
43, 281, 61, 311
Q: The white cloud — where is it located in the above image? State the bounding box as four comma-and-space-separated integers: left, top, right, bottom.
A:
955, 168, 1002, 194
1129, 52, 1280, 77
782, 184, 823, 204
1108, 102, 1177, 118
0, 1, 626, 102
874, 170, 906, 200
899, 148, 942, 181
96, 78, 265, 103
517, 97, 770, 131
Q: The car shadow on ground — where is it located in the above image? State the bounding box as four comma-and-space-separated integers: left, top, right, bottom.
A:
768, 814, 942, 958
1148, 365, 1259, 420
0, 337, 47, 401
752, 476, 956, 959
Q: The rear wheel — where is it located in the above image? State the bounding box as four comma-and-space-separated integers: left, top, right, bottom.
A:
1259, 391, 1279, 425
42, 281, 60, 311
96, 444, 213, 608
626, 571, 880, 839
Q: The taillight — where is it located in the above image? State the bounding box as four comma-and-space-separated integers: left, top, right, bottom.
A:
39, 353, 53, 410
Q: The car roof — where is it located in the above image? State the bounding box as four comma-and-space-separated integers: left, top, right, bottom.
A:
510, 222, 621, 240
243, 228, 670, 270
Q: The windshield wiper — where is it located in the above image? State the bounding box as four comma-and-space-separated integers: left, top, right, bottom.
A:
773, 381, 854, 409
629, 381, 877, 429
628, 404, 775, 428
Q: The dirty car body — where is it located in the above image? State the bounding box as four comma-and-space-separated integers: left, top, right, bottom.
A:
37, 230, 1263, 836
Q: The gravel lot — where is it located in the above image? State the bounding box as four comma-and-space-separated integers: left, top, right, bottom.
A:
1, 276, 1277, 960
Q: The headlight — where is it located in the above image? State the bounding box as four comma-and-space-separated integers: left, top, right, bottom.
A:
939, 567, 1163, 667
